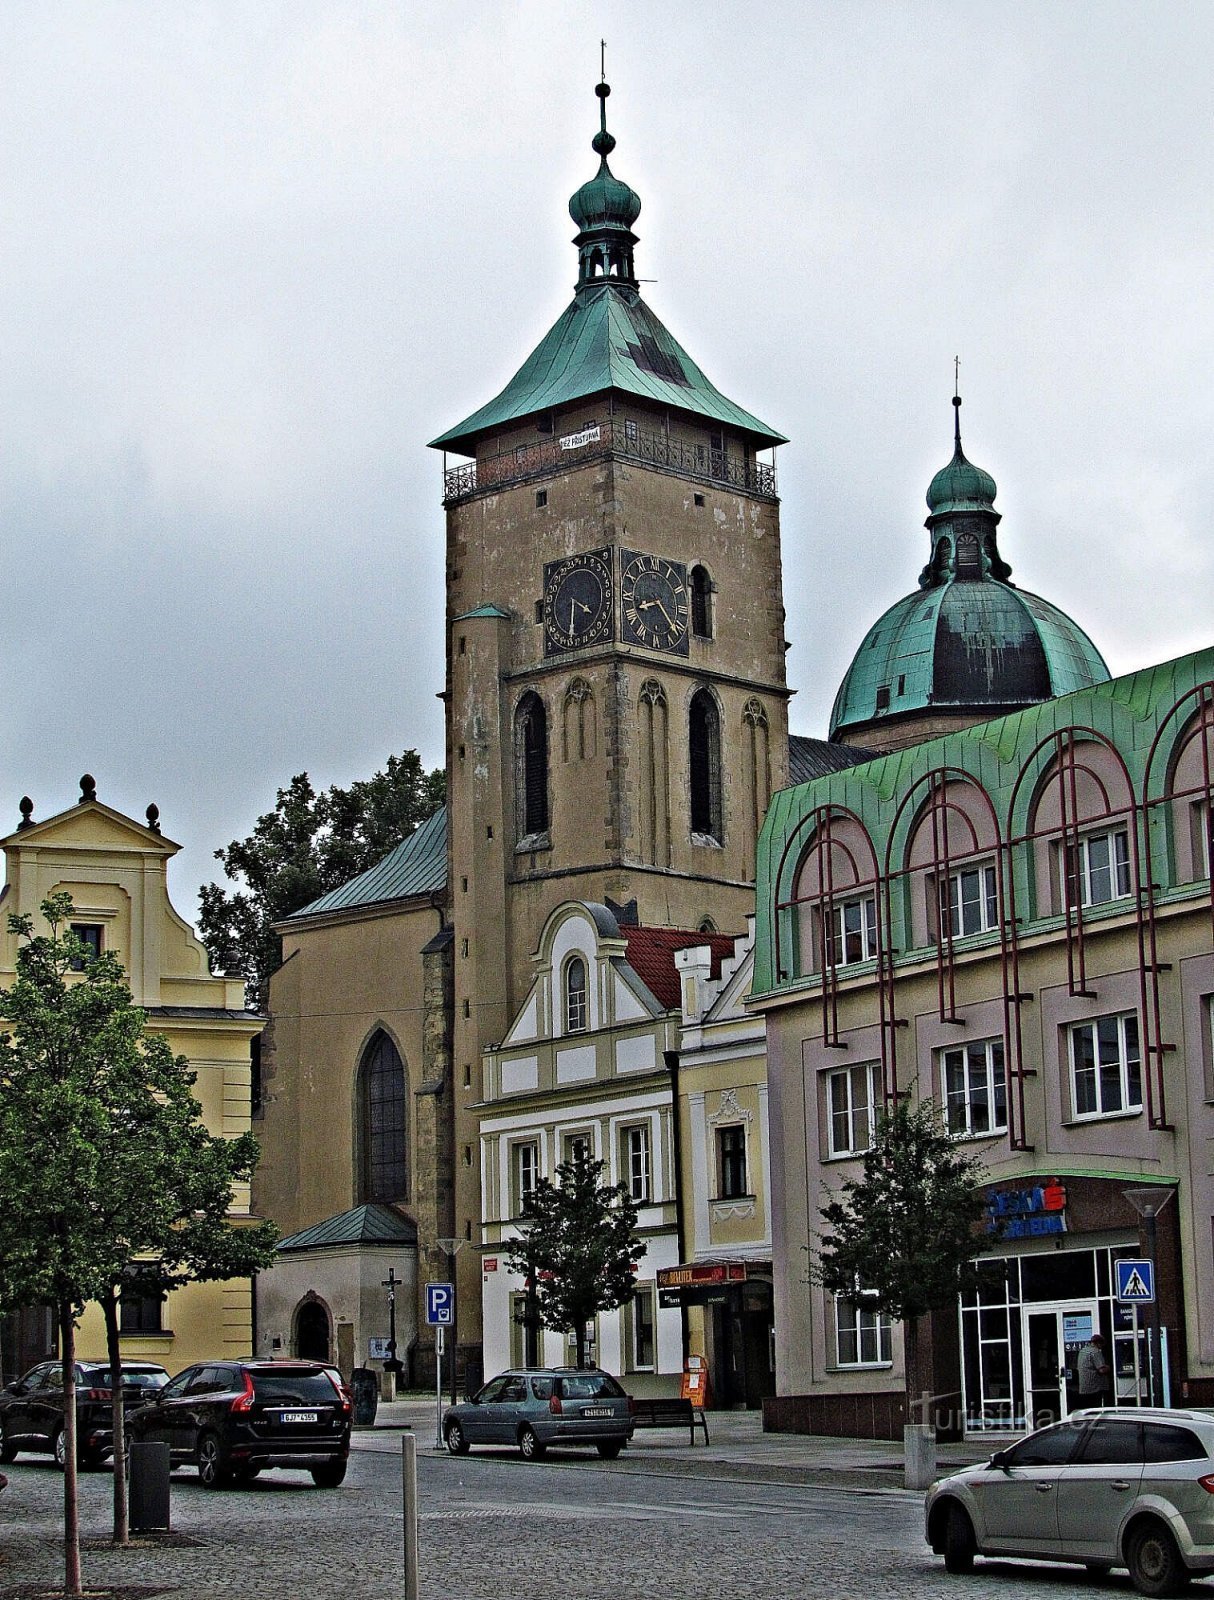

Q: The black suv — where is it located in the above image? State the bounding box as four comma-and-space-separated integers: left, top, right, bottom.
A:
0, 1360, 169, 1468
127, 1360, 351, 1488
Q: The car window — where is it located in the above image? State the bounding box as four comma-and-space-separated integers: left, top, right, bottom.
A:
1006, 1421, 1084, 1467
476, 1377, 510, 1404
557, 1373, 625, 1401
186, 1367, 225, 1396
1073, 1418, 1142, 1465
530, 1377, 554, 1400
13, 1364, 51, 1394
1143, 1423, 1207, 1463
159, 1369, 195, 1400
499, 1379, 527, 1402
38, 1368, 64, 1393
251, 1372, 340, 1405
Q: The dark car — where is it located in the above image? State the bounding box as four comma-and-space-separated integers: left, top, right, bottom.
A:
0, 1360, 169, 1469
127, 1360, 351, 1488
442, 1368, 635, 1460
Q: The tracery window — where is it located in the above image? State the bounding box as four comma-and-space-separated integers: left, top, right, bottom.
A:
359, 1031, 407, 1203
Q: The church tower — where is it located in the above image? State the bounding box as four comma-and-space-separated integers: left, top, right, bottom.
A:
430, 79, 791, 1366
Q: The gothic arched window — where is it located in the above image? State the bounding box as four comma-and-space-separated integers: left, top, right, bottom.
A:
690, 565, 713, 638
564, 955, 588, 1033
689, 688, 722, 841
359, 1030, 407, 1203
516, 691, 549, 839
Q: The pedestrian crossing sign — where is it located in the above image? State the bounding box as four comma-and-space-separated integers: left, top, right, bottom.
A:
1115, 1259, 1155, 1303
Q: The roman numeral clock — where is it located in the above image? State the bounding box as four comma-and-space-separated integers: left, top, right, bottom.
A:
620, 549, 689, 654
543, 548, 691, 657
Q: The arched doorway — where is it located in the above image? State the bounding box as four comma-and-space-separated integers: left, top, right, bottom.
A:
295, 1299, 331, 1362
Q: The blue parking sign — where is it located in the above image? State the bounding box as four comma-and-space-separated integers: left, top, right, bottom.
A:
426, 1282, 454, 1325
1115, 1259, 1155, 1303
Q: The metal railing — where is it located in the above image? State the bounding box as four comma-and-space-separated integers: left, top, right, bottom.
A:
442, 418, 778, 505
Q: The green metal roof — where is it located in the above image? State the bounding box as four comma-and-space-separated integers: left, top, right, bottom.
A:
829, 581, 1109, 736
277, 1204, 418, 1253
284, 806, 447, 922
429, 280, 787, 454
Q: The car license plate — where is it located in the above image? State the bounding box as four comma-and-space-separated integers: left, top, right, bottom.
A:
583, 1406, 612, 1417
280, 1410, 318, 1423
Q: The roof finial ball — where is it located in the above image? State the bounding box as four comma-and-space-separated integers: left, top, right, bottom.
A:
79, 773, 97, 803
592, 77, 616, 158
146, 803, 161, 834
17, 796, 34, 831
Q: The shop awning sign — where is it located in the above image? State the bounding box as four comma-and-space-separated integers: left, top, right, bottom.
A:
1115, 1259, 1155, 1303
985, 1179, 1067, 1238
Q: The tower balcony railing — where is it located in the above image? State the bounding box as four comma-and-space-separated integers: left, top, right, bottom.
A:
441, 418, 778, 505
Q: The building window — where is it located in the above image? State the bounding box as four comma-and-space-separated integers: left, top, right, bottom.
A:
689, 689, 722, 840
516, 691, 549, 840
69, 922, 103, 971
513, 1141, 539, 1213
562, 1130, 592, 1166
119, 1279, 164, 1335
941, 1039, 1007, 1138
624, 418, 638, 445
621, 1124, 651, 1202
564, 956, 588, 1033
834, 1295, 892, 1367
1069, 1013, 1142, 1119
1067, 828, 1131, 907
690, 565, 712, 638
716, 1125, 748, 1199
829, 895, 877, 967
827, 1062, 880, 1157
941, 864, 998, 938
535, 489, 548, 508
359, 1031, 407, 1203
629, 1286, 655, 1370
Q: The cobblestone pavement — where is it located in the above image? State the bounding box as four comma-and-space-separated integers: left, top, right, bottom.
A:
0, 1442, 1200, 1600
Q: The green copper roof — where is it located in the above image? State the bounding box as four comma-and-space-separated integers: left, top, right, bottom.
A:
430, 281, 786, 453
277, 1204, 418, 1252
284, 806, 447, 922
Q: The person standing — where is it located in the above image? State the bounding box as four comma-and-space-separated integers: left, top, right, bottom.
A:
1077, 1332, 1114, 1407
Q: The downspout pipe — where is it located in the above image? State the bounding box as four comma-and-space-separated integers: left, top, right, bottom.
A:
663, 1048, 690, 1365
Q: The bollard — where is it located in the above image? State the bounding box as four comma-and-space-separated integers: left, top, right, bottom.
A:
129, 1440, 171, 1532
351, 1368, 378, 1427
401, 1431, 418, 1600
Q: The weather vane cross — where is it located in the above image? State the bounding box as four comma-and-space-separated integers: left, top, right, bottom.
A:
954, 355, 961, 398
600, 39, 606, 80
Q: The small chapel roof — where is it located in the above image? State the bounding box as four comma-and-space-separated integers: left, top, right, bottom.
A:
276, 1203, 418, 1253
283, 805, 447, 923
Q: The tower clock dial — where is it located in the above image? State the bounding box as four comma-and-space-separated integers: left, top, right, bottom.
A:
620, 549, 690, 655
543, 548, 614, 655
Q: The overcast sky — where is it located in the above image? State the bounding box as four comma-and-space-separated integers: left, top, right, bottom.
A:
2, 1, 1211, 916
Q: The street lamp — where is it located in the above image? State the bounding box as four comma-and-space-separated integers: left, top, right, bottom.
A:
1123, 1186, 1175, 1407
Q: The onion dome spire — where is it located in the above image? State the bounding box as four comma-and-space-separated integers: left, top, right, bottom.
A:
919, 386, 1010, 587
569, 75, 642, 291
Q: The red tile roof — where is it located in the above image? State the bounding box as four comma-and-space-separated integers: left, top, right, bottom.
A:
619, 926, 739, 1011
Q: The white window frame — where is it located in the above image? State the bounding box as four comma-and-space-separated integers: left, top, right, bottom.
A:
826, 1061, 881, 1158
561, 1129, 594, 1168
828, 894, 878, 967
1068, 1013, 1142, 1119
628, 1285, 656, 1372
512, 1140, 540, 1212
621, 1123, 651, 1203
1067, 827, 1131, 907
941, 863, 998, 938
834, 1294, 892, 1368
564, 955, 589, 1033
940, 1038, 1007, 1138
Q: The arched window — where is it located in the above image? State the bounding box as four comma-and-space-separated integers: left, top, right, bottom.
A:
562, 678, 596, 762
689, 688, 722, 841
697, 916, 718, 935
565, 956, 588, 1033
359, 1030, 407, 1203
690, 566, 713, 638
639, 680, 670, 867
516, 691, 549, 839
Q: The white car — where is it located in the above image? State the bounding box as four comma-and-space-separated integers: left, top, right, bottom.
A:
925, 1408, 1214, 1597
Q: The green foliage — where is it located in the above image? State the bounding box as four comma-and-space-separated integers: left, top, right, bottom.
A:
505, 1154, 644, 1368
813, 1096, 990, 1325
198, 750, 445, 1010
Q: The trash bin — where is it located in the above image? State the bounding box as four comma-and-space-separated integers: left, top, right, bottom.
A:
351, 1367, 378, 1426
129, 1440, 170, 1532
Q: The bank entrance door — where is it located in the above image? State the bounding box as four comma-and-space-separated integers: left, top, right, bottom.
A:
1022, 1301, 1099, 1427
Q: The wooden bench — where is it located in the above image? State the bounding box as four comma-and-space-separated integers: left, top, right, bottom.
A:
631, 1397, 710, 1445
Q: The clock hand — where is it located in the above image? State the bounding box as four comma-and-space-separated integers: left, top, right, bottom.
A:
651, 598, 674, 628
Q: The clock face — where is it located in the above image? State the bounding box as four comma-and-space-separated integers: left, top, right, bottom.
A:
543, 549, 613, 655
620, 549, 690, 655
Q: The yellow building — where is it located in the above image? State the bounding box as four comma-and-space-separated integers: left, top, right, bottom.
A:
0, 777, 263, 1379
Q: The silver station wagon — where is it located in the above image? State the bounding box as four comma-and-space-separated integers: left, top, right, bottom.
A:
443, 1368, 634, 1460
926, 1408, 1214, 1596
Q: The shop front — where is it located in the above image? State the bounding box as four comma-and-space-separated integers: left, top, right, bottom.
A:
657, 1261, 775, 1409
959, 1176, 1180, 1438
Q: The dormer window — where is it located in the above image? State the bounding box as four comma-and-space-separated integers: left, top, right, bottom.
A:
69, 923, 103, 971
565, 955, 588, 1033
1066, 828, 1131, 907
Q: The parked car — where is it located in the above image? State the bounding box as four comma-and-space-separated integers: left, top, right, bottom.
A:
0, 1360, 169, 1469
442, 1368, 634, 1460
926, 1407, 1214, 1596
126, 1360, 351, 1488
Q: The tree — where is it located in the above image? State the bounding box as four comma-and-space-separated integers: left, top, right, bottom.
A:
811, 1097, 992, 1423
505, 1154, 644, 1369
0, 897, 278, 1587
198, 750, 445, 1010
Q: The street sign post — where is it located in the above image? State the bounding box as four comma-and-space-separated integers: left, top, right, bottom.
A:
425, 1282, 454, 1325
1116, 1259, 1155, 1303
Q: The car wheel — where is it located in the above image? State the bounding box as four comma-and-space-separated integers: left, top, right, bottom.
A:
518, 1425, 545, 1461
0, 1429, 17, 1464
197, 1431, 232, 1489
445, 1421, 470, 1456
311, 1461, 347, 1488
52, 1426, 67, 1472
1128, 1521, 1190, 1598
942, 1503, 977, 1575
596, 1441, 623, 1459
